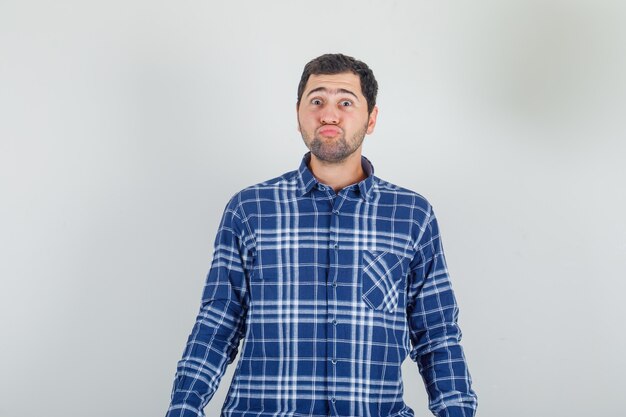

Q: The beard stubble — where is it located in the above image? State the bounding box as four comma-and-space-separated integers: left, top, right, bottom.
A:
300, 122, 368, 163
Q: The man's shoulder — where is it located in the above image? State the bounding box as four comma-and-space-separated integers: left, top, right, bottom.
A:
372, 175, 433, 214
222, 168, 300, 211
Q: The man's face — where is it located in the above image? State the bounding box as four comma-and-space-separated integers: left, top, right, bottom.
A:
297, 72, 378, 163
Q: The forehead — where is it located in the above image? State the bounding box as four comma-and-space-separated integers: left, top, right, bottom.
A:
303, 72, 363, 96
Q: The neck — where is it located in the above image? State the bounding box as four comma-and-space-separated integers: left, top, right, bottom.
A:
308, 151, 366, 193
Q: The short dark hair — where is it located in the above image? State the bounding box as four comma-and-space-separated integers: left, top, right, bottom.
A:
297, 53, 378, 114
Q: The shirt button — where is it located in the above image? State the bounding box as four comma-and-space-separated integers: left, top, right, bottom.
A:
333, 243, 338, 249
332, 209, 339, 215
331, 359, 337, 364
332, 319, 337, 325
332, 281, 337, 288
330, 397, 336, 403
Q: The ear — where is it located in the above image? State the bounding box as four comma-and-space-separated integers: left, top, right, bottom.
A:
296, 102, 301, 132
366, 106, 378, 135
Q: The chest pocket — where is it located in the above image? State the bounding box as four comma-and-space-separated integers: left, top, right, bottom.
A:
361, 250, 406, 314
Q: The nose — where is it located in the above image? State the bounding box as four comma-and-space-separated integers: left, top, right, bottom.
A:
320, 106, 339, 125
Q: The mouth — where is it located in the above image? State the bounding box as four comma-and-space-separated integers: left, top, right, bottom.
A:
318, 126, 342, 137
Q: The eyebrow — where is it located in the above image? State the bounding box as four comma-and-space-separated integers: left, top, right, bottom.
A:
306, 87, 359, 100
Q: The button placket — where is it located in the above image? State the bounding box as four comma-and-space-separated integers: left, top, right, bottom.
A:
327, 194, 344, 411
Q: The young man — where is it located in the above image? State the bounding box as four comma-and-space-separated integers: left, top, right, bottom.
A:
166, 53, 478, 417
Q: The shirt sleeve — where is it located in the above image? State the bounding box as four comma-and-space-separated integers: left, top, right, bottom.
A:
406, 204, 478, 417
166, 195, 252, 417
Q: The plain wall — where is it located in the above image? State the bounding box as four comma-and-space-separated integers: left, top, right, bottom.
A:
1, 1, 625, 416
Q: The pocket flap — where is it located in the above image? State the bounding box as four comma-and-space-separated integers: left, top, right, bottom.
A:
361, 250, 405, 313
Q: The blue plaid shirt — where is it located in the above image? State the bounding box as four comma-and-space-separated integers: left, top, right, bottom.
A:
166, 152, 477, 417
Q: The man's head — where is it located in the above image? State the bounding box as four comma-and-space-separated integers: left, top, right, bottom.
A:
297, 53, 378, 115
297, 53, 379, 163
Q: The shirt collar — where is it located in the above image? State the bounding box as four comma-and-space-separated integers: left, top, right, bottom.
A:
296, 151, 375, 202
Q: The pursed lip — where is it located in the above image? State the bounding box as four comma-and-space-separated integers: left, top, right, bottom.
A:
318, 126, 342, 136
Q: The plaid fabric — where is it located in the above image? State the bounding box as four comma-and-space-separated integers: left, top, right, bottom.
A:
166, 152, 477, 417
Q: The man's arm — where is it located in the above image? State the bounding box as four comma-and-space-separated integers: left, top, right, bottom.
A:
166, 195, 251, 417
406, 204, 478, 417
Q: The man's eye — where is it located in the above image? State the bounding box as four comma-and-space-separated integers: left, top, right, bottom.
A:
340, 100, 352, 107
311, 99, 322, 105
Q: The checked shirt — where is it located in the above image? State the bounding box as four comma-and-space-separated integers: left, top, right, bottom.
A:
166, 151, 477, 417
